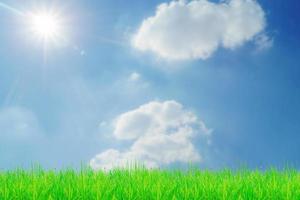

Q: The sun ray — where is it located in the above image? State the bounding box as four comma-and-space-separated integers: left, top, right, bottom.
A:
0, 2, 23, 16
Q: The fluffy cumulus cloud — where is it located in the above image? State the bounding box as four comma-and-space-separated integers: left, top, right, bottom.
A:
90, 100, 212, 170
133, 0, 267, 60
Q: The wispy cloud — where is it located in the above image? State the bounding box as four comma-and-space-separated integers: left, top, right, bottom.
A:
254, 33, 274, 51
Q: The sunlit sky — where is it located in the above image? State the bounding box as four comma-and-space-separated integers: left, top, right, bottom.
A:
0, 0, 299, 170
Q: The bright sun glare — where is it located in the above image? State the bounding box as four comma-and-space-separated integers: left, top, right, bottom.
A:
30, 12, 61, 41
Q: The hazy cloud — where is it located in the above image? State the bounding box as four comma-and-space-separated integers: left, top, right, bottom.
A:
129, 72, 141, 82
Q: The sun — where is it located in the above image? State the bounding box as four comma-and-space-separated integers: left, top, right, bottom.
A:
29, 12, 62, 42
32, 13, 58, 38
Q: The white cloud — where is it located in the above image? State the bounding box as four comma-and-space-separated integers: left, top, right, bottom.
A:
133, 0, 267, 60
90, 100, 212, 170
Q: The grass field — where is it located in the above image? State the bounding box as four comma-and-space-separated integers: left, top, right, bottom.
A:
0, 167, 300, 200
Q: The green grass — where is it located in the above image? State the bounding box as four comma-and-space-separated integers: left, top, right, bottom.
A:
0, 167, 300, 200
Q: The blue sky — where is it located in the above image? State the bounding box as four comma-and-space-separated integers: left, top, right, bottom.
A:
0, 0, 299, 170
